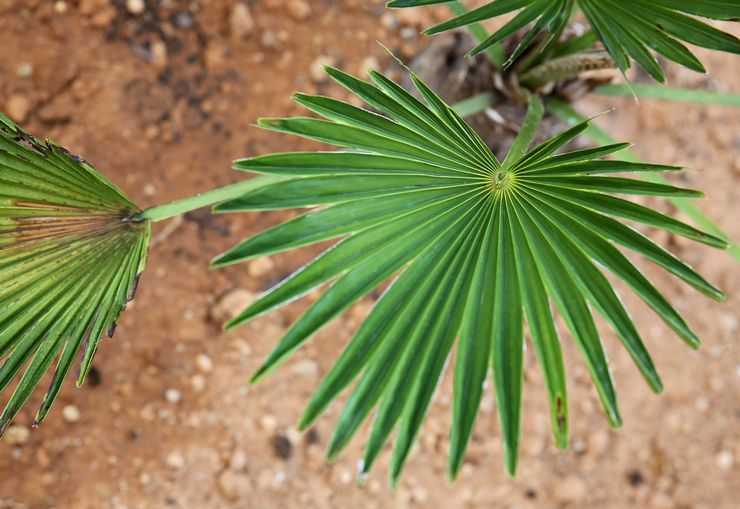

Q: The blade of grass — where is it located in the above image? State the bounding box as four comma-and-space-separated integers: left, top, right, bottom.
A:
595, 84, 740, 106
451, 91, 497, 117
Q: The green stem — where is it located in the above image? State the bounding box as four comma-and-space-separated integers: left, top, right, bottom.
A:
546, 98, 740, 262
451, 91, 497, 117
594, 84, 740, 106
135, 175, 287, 223
447, 2, 505, 68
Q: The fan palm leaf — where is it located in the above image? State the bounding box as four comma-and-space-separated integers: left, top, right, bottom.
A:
387, 0, 740, 82
0, 113, 150, 433
213, 64, 726, 482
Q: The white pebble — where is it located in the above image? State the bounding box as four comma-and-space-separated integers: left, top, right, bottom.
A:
126, 0, 145, 15
309, 55, 337, 83
260, 415, 277, 433
16, 62, 33, 78
248, 257, 275, 278
230, 3, 255, 39
165, 388, 182, 404
716, 450, 734, 470
166, 451, 185, 470
195, 354, 213, 373
230, 449, 248, 470
212, 289, 255, 322
62, 405, 81, 423
338, 470, 352, 485
4, 425, 30, 445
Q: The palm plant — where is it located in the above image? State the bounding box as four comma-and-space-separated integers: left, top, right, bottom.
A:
390, 0, 740, 83
0, 0, 737, 486
211, 66, 726, 481
0, 113, 150, 433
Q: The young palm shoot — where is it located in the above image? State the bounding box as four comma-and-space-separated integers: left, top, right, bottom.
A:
210, 65, 726, 482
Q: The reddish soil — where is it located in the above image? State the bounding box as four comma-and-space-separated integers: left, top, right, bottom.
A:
0, 1, 738, 508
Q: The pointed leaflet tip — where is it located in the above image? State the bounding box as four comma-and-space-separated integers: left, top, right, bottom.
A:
650, 375, 665, 395
249, 366, 269, 385
296, 413, 312, 432
607, 411, 623, 429
504, 450, 518, 478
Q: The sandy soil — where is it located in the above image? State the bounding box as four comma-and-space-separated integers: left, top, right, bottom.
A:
0, 1, 738, 508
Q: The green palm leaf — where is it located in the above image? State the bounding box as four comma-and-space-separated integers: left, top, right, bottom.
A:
388, 0, 740, 82
214, 64, 726, 483
0, 113, 150, 433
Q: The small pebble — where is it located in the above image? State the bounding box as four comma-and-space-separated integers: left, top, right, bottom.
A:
400, 27, 416, 40
248, 257, 275, 278
271, 434, 293, 460
716, 450, 734, 470
165, 388, 182, 404
144, 125, 160, 141
338, 470, 352, 485
380, 12, 400, 31
173, 11, 194, 29
218, 470, 252, 500
62, 405, 81, 423
4, 425, 30, 445
195, 354, 213, 373
230, 3, 255, 39
230, 449, 248, 470
90, 7, 116, 28
309, 55, 337, 83
212, 289, 255, 322
5, 94, 32, 123
411, 486, 428, 503
286, 427, 302, 446
150, 40, 168, 67
127, 0, 146, 15
286, 0, 311, 21
260, 415, 278, 433
166, 451, 185, 470
16, 62, 33, 78
260, 31, 280, 50
359, 56, 379, 77
626, 469, 644, 486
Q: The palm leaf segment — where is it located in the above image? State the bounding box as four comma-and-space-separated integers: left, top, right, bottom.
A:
214, 64, 726, 482
0, 113, 150, 434
388, 0, 740, 82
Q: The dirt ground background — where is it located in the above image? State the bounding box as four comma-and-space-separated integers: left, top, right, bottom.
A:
0, 1, 738, 508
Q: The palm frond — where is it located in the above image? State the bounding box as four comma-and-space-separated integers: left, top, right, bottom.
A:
214, 64, 726, 483
388, 0, 740, 82
0, 113, 150, 433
